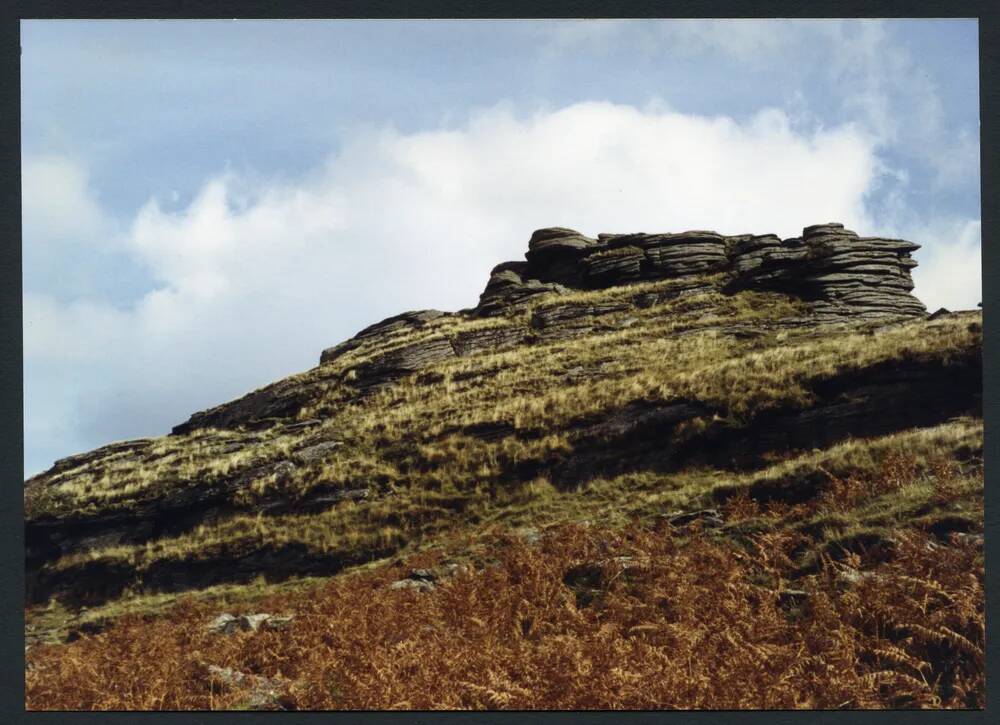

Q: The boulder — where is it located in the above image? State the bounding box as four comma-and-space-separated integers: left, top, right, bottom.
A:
207, 612, 295, 635
207, 665, 290, 710
389, 573, 437, 593
263, 615, 294, 631
240, 614, 273, 632
206, 613, 241, 635
527, 227, 598, 254
475, 264, 567, 317
525, 228, 603, 286
388, 566, 460, 592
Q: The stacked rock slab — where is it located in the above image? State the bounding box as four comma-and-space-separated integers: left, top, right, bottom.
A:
729, 223, 925, 321
319, 309, 450, 365
475, 261, 568, 317
475, 223, 925, 321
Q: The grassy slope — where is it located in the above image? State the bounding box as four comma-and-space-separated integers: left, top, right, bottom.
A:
24, 274, 984, 709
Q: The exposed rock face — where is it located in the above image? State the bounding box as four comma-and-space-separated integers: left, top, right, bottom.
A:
351, 335, 457, 392
171, 377, 323, 435
476, 261, 568, 317
451, 324, 527, 356
728, 223, 924, 321
476, 223, 924, 320
319, 309, 450, 365
46, 439, 155, 475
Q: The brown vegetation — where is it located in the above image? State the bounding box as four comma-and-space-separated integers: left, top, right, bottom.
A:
26, 516, 983, 710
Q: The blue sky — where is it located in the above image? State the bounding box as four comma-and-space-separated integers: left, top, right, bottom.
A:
22, 19, 981, 476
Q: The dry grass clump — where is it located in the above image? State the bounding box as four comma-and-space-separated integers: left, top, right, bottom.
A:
26, 520, 983, 711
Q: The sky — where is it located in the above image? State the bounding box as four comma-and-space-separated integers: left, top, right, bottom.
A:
21, 19, 982, 477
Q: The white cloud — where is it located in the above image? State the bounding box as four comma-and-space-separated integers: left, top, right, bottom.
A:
21, 154, 137, 304
22, 154, 111, 244
908, 219, 982, 312
23, 100, 954, 475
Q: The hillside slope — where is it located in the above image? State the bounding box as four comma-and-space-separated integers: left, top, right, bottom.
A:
25, 223, 983, 709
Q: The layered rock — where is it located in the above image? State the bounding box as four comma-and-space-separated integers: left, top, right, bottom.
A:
728, 223, 924, 321
524, 227, 601, 286
473, 223, 925, 321
475, 261, 568, 317
319, 309, 450, 365
351, 335, 457, 391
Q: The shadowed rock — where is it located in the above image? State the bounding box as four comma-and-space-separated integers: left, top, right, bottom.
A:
475, 262, 568, 317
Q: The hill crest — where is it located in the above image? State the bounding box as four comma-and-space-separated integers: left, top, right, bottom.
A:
174, 221, 927, 435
